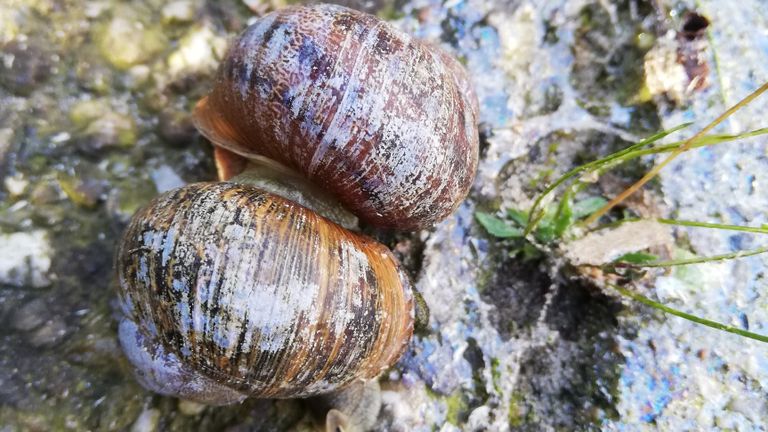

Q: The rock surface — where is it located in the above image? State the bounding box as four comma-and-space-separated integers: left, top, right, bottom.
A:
0, 0, 766, 430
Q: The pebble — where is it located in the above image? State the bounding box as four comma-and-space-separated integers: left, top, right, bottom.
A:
0, 230, 53, 288
161, 1, 196, 25
151, 165, 185, 193
97, 16, 165, 70
0, 40, 50, 96
4, 173, 29, 197
130, 407, 160, 432
178, 399, 206, 416
166, 25, 227, 80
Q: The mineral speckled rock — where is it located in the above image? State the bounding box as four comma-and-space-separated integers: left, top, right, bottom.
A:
2, 0, 768, 430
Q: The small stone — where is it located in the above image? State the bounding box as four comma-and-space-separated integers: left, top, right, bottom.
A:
83, 1, 109, 19
97, 16, 166, 70
130, 407, 160, 432
29, 180, 61, 205
82, 112, 136, 149
0, 40, 50, 96
150, 165, 185, 193
0, 230, 53, 288
167, 25, 228, 80
126, 65, 151, 89
106, 178, 157, 223
29, 317, 67, 347
561, 220, 673, 266
161, 1, 196, 25
643, 34, 690, 104
70, 99, 137, 151
178, 399, 206, 416
4, 172, 29, 197
69, 98, 109, 128
0, 7, 20, 44
57, 163, 107, 208
11, 298, 48, 331
74, 60, 112, 94
157, 109, 196, 145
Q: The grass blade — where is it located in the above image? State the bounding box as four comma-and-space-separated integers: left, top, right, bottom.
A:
524, 123, 693, 235
609, 283, 768, 343
585, 81, 768, 225
614, 246, 768, 268
593, 217, 768, 235
614, 252, 659, 264
655, 218, 768, 235
572, 197, 608, 220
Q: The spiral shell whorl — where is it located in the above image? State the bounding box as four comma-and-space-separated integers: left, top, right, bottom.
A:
194, 3, 479, 230
117, 182, 414, 399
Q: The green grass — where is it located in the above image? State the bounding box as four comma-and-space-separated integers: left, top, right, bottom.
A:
478, 81, 768, 343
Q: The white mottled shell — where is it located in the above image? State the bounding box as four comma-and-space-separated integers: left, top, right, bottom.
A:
116, 182, 414, 400
194, 3, 479, 230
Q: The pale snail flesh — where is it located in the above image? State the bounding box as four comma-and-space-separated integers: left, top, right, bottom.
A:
193, 3, 480, 230
116, 182, 414, 403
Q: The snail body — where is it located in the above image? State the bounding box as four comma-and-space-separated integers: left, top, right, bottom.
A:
117, 182, 414, 402
194, 3, 479, 230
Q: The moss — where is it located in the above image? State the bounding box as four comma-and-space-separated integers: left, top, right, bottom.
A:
508, 391, 526, 427
444, 390, 468, 426
490, 357, 502, 394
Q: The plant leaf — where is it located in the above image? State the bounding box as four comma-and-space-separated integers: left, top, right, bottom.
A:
534, 208, 557, 243
506, 209, 529, 227
609, 283, 768, 343
614, 252, 659, 264
572, 197, 608, 219
523, 122, 693, 235
475, 212, 523, 238
553, 192, 574, 238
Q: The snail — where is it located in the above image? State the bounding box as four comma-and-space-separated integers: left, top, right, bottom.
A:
115, 181, 414, 407
193, 2, 479, 230
115, 3, 478, 431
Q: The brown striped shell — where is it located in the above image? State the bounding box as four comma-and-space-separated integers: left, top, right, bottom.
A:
116, 182, 414, 401
193, 3, 479, 230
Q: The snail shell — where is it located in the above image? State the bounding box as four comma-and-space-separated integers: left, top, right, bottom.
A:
193, 3, 480, 230
116, 182, 414, 401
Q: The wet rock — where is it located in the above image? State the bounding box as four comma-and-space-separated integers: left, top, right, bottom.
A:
29, 179, 62, 206
11, 298, 48, 331
74, 59, 113, 95
57, 164, 107, 208
29, 316, 68, 348
0, 40, 50, 96
481, 257, 551, 339
150, 164, 185, 193
178, 399, 207, 416
4, 172, 29, 197
106, 177, 157, 223
69, 99, 137, 152
512, 283, 623, 429
570, 1, 657, 113
161, 1, 198, 25
157, 108, 197, 145
0, 230, 52, 288
130, 407, 160, 432
97, 13, 166, 70
166, 25, 228, 82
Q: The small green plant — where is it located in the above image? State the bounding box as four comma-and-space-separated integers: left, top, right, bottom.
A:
478, 81, 768, 343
